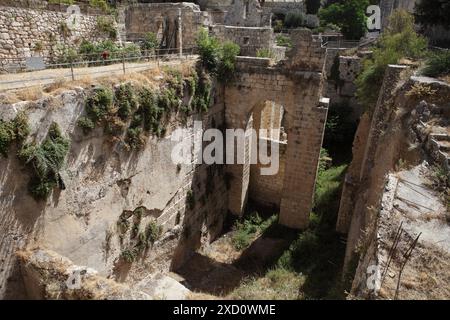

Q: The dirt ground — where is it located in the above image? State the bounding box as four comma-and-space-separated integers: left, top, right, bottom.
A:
173, 223, 297, 297
377, 164, 450, 300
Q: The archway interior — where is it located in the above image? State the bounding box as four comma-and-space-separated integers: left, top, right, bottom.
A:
247, 100, 287, 213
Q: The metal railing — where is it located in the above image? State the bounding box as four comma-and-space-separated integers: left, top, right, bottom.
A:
0, 47, 197, 75
325, 40, 361, 49
0, 47, 198, 89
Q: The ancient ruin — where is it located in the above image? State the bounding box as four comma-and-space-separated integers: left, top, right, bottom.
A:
0, 0, 449, 302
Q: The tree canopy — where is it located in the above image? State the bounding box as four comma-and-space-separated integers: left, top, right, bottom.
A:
415, 0, 450, 29
319, 0, 369, 40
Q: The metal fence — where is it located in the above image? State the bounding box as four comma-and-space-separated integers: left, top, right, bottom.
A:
0, 47, 197, 75
0, 47, 198, 90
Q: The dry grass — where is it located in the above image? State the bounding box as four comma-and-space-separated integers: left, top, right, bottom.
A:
15, 86, 45, 101
3, 60, 196, 105
227, 269, 305, 300
203, 234, 242, 264
186, 292, 220, 300
440, 75, 450, 84
398, 58, 420, 67
44, 77, 68, 93
71, 75, 95, 87
0, 92, 20, 104
406, 82, 437, 99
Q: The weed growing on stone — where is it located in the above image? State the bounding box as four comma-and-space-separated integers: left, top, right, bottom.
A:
19, 123, 70, 200
0, 111, 30, 157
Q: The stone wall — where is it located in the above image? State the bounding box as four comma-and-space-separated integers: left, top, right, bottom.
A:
325, 49, 363, 118
379, 0, 415, 30
0, 0, 106, 14
122, 3, 205, 49
263, 0, 305, 15
211, 25, 274, 56
0, 5, 116, 63
249, 138, 287, 207
224, 0, 271, 28
0, 77, 228, 299
337, 65, 407, 234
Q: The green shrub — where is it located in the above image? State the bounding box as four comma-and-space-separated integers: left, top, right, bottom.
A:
231, 213, 276, 250
126, 127, 145, 150
122, 43, 142, 60
89, 0, 109, 11
78, 40, 97, 62
145, 221, 162, 246
276, 35, 292, 48
141, 32, 158, 52
58, 22, 71, 38
196, 29, 240, 83
159, 88, 180, 111
117, 218, 130, 235
319, 0, 369, 40
13, 112, 31, 142
104, 116, 126, 138
421, 50, 450, 78
115, 83, 138, 121
94, 39, 120, 60
96, 16, 117, 40
0, 120, 16, 157
48, 0, 74, 4
20, 123, 70, 200
121, 248, 138, 263
273, 19, 284, 33
139, 87, 163, 134
256, 48, 274, 59
77, 116, 95, 134
197, 28, 222, 74
185, 70, 199, 97
164, 66, 183, 87
191, 74, 212, 113
217, 41, 240, 82
85, 86, 113, 123
77, 39, 132, 65
0, 112, 30, 157
356, 10, 427, 109
284, 11, 306, 29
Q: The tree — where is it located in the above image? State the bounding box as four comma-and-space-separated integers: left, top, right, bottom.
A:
415, 0, 450, 29
196, 28, 222, 74
319, 0, 369, 40
284, 11, 306, 29
306, 0, 321, 14
355, 10, 427, 109
196, 29, 240, 83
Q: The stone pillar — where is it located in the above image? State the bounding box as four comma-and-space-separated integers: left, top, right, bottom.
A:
178, 8, 183, 57
227, 115, 253, 216
279, 97, 329, 229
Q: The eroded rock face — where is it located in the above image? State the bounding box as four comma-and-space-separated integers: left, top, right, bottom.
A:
338, 69, 450, 299
17, 247, 152, 300
0, 84, 228, 299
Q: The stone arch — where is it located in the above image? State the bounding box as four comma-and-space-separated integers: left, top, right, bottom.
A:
224, 63, 329, 229
225, 89, 297, 221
